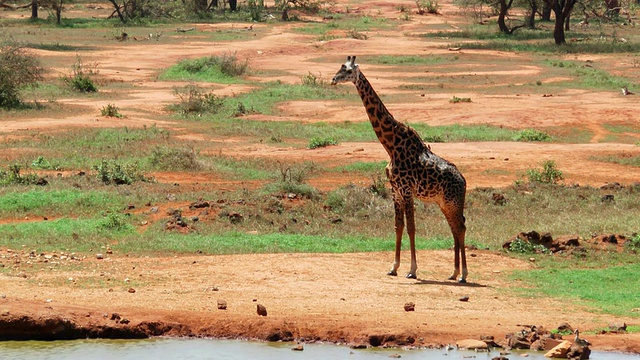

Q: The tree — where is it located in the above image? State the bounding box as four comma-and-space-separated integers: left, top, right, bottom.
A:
0, 44, 43, 109
496, 0, 527, 33
543, 0, 578, 44
31, 0, 38, 19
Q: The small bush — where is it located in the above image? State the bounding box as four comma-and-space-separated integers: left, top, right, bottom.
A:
301, 72, 328, 87
149, 147, 201, 171
0, 164, 41, 186
178, 54, 248, 77
93, 160, 150, 185
514, 129, 552, 142
369, 172, 390, 199
98, 212, 131, 232
172, 85, 225, 116
0, 44, 43, 109
450, 96, 472, 103
101, 103, 123, 118
62, 56, 98, 93
525, 160, 564, 184
31, 156, 60, 170
308, 137, 338, 149
347, 29, 368, 40
416, 0, 440, 14
509, 237, 548, 254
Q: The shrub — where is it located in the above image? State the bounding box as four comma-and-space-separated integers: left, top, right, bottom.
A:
347, 29, 368, 40
514, 129, 551, 142
308, 137, 338, 149
450, 96, 472, 103
172, 85, 225, 116
178, 54, 248, 77
416, 0, 440, 14
93, 160, 150, 185
63, 56, 98, 93
509, 237, 548, 254
0, 164, 41, 186
98, 212, 131, 232
0, 44, 43, 109
31, 156, 60, 170
369, 172, 390, 199
101, 103, 123, 118
301, 72, 328, 87
525, 160, 564, 184
149, 147, 201, 171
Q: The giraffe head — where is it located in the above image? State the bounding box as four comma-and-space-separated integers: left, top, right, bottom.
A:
331, 56, 359, 85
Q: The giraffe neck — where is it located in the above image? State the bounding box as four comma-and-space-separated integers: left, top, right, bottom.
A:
354, 71, 402, 157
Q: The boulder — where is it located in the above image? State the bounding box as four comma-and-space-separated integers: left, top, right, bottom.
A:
457, 339, 488, 350
544, 340, 572, 358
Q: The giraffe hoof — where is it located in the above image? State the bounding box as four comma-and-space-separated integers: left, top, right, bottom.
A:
406, 273, 417, 279
387, 270, 397, 276
458, 278, 467, 284
447, 275, 457, 281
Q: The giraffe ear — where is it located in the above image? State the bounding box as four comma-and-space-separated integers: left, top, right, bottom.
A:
350, 56, 357, 66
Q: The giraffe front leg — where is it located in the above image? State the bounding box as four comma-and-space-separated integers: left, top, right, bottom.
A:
405, 196, 417, 279
388, 198, 404, 276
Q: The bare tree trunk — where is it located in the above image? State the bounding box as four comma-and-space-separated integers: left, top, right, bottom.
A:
31, 0, 37, 19
54, 0, 62, 25
527, 0, 537, 28
545, 0, 576, 44
229, 0, 236, 11
108, 0, 126, 22
541, 2, 551, 21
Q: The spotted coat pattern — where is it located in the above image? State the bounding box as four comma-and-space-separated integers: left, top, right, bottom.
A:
331, 56, 468, 282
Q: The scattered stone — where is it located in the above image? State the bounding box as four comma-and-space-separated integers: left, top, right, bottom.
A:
127, 288, 136, 293
110, 313, 121, 321
166, 193, 177, 201
457, 339, 488, 350
459, 296, 470, 302
119, 318, 130, 324
544, 340, 572, 358
256, 304, 268, 316
388, 354, 401, 358
190, 200, 211, 209
96, 253, 104, 260
480, 335, 500, 348
567, 337, 591, 360
217, 300, 227, 310
106, 247, 113, 254
291, 344, 304, 351
229, 212, 244, 224
492, 357, 509, 360
211, 286, 219, 291
404, 302, 415, 311
45, 299, 52, 303
557, 323, 574, 333
492, 193, 506, 205
149, 206, 159, 214
601, 194, 615, 203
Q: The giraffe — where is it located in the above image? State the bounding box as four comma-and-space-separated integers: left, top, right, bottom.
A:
331, 56, 469, 282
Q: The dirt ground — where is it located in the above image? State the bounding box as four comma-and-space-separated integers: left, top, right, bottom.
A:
1, 0, 640, 353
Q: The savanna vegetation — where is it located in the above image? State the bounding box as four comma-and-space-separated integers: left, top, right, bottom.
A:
1, 0, 640, 324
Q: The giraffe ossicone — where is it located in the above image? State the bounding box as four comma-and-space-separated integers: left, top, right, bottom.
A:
331, 55, 469, 282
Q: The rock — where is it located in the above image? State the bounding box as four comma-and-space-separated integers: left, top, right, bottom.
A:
96, 253, 104, 260
480, 335, 500, 348
457, 339, 488, 350
459, 296, 470, 302
291, 344, 304, 351
127, 288, 136, 293
217, 299, 227, 310
189, 200, 210, 209
256, 304, 267, 316
557, 322, 574, 333
544, 340, 572, 358
110, 313, 121, 321
119, 318, 130, 324
404, 302, 415, 311
492, 193, 507, 205
492, 357, 509, 360
388, 354, 401, 358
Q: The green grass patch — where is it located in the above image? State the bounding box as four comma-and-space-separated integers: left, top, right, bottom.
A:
591, 154, 640, 167
510, 264, 640, 317
333, 161, 388, 173
159, 55, 248, 84
367, 55, 455, 65
0, 217, 135, 252
0, 189, 126, 218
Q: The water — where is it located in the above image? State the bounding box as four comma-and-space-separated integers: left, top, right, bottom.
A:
0, 338, 638, 360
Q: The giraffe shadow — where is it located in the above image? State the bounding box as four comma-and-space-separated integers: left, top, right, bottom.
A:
411, 279, 488, 288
